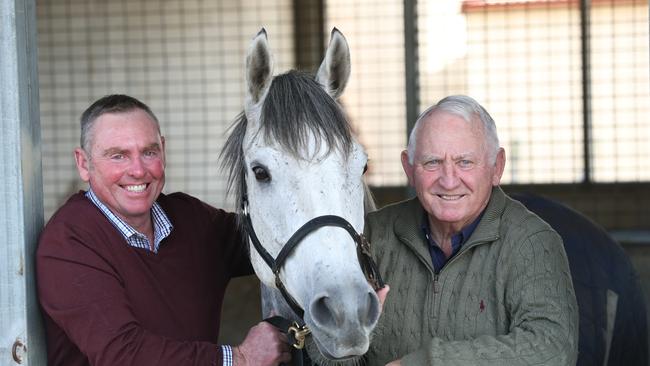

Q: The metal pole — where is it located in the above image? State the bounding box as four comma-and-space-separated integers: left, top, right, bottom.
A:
580, 0, 592, 183
404, 0, 419, 197
293, 0, 325, 72
0, 0, 46, 364
404, 0, 419, 137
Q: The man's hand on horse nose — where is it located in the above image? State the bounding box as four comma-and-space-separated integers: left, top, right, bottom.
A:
234, 321, 291, 366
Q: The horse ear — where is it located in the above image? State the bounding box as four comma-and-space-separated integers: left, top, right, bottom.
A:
245, 28, 274, 113
316, 28, 350, 99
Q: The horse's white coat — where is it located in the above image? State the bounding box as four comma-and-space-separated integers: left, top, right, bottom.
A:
242, 29, 380, 360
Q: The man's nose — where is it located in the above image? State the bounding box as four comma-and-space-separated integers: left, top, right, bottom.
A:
127, 157, 146, 177
438, 161, 458, 188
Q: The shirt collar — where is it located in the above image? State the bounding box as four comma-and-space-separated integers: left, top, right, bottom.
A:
421, 208, 485, 249
85, 189, 173, 253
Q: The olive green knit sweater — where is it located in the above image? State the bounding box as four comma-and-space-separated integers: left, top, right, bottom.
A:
365, 187, 578, 365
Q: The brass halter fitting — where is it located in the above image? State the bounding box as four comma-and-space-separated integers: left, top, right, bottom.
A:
288, 322, 312, 349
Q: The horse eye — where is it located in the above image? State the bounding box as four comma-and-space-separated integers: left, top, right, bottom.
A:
252, 166, 270, 182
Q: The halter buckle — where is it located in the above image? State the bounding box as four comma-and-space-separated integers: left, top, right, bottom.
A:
359, 234, 372, 255
241, 195, 249, 216
288, 322, 311, 349
357, 234, 384, 291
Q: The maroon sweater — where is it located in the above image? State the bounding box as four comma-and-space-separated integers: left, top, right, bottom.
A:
36, 192, 252, 366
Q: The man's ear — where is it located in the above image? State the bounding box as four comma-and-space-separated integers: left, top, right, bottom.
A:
401, 150, 415, 187
492, 148, 506, 186
160, 135, 166, 166
74, 148, 91, 182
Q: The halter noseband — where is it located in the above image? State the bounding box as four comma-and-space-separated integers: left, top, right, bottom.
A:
241, 194, 384, 321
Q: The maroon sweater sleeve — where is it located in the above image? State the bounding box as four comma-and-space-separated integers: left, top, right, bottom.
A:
36, 192, 249, 366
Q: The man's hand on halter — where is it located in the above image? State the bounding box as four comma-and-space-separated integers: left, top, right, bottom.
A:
376, 284, 390, 313
233, 321, 291, 366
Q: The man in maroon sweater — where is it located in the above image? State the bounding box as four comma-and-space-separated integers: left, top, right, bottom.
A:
36, 94, 291, 366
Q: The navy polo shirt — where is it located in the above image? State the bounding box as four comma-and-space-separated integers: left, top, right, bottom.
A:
421, 210, 484, 274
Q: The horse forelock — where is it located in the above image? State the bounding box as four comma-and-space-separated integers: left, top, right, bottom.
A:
260, 70, 353, 161
221, 70, 356, 212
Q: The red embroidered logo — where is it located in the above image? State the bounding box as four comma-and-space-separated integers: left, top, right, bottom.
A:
479, 300, 485, 312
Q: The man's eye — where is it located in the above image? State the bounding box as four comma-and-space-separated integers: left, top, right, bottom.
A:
458, 160, 474, 168
252, 166, 271, 182
363, 164, 368, 174
421, 160, 441, 170
144, 150, 158, 157
111, 154, 125, 160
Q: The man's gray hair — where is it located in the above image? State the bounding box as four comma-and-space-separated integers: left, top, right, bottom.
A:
80, 94, 160, 152
406, 95, 500, 164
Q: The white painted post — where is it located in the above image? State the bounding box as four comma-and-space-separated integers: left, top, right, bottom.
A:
0, 0, 46, 364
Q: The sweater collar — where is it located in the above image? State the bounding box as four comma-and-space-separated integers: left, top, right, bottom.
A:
464, 186, 504, 247
393, 186, 505, 268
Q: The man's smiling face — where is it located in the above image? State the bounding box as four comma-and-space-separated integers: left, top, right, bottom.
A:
75, 109, 166, 228
402, 110, 504, 232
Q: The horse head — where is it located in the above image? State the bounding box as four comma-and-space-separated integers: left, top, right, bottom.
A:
222, 28, 381, 362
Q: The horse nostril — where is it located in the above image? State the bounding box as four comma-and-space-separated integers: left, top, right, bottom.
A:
310, 290, 381, 331
310, 295, 342, 329
361, 291, 381, 327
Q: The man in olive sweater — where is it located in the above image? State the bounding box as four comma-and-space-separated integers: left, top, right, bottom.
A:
365, 95, 578, 365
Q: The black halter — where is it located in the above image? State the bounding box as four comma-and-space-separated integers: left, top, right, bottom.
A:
241, 193, 384, 320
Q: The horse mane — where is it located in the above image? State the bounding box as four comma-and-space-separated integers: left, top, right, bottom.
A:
220, 111, 248, 212
220, 70, 355, 212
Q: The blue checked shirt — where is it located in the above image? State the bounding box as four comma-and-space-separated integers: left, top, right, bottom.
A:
221, 345, 233, 365
85, 190, 233, 365
85, 189, 173, 253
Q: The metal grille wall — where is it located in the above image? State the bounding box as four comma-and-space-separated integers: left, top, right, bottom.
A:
325, 0, 408, 187
418, 0, 649, 184
38, 0, 295, 219
590, 0, 649, 182
36, 0, 650, 216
